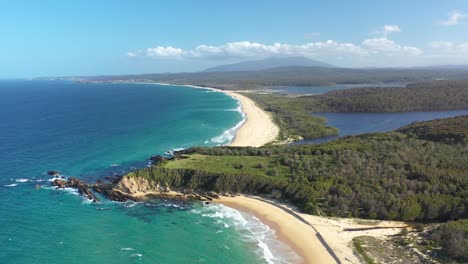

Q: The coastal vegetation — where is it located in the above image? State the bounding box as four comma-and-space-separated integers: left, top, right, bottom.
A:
308, 80, 468, 112
428, 219, 468, 262
246, 93, 339, 140
112, 115, 468, 263
397, 114, 468, 144
81, 66, 468, 90
246, 80, 468, 140
123, 115, 468, 223
353, 219, 468, 263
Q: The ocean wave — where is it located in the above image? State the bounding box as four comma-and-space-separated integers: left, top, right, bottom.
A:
201, 204, 301, 264
210, 104, 246, 145
15, 178, 29, 183
123, 201, 142, 208
43, 186, 79, 196
120, 247, 135, 251
4, 183, 18, 187
48, 176, 66, 182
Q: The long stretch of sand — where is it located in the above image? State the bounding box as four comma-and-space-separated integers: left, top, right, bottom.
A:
170, 84, 279, 147
220, 196, 407, 264
224, 91, 279, 147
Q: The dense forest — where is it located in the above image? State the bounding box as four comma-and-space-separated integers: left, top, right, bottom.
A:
397, 114, 468, 144
247, 80, 468, 140
126, 115, 468, 222
80, 66, 468, 90
309, 80, 468, 112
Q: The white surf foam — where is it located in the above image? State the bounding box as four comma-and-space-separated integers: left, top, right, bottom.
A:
48, 176, 66, 182
200, 204, 301, 264
15, 178, 29, 183
210, 104, 246, 145
4, 184, 18, 187
150, 82, 247, 146
43, 186, 79, 196
120, 247, 135, 251
164, 147, 186, 156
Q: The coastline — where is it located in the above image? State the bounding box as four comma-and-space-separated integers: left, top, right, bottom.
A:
219, 195, 408, 264
223, 91, 279, 147
164, 84, 280, 147
219, 196, 337, 264
98, 82, 406, 264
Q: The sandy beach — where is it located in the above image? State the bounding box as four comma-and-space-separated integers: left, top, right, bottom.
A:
223, 91, 279, 147
219, 196, 407, 264
168, 84, 279, 147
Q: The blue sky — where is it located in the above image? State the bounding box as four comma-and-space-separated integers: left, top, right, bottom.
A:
1, 0, 468, 78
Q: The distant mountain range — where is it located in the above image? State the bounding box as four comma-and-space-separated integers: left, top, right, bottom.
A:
203, 56, 334, 72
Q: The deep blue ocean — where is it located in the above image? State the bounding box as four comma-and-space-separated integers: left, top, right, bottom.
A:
0, 80, 297, 264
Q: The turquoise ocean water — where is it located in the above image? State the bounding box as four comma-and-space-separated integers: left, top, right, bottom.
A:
0, 80, 297, 264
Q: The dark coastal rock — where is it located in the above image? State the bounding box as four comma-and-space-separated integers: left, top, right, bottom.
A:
149, 155, 168, 165
51, 177, 100, 202
93, 182, 134, 202
206, 191, 220, 199
104, 175, 122, 184
47, 170, 60, 176
52, 179, 67, 188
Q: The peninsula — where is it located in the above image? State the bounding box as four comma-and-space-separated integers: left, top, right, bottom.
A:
53, 81, 468, 264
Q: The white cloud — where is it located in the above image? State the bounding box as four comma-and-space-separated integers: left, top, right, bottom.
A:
382, 25, 401, 37
428, 41, 453, 49
129, 41, 371, 61
146, 46, 183, 57
457, 43, 468, 53
423, 41, 468, 64
127, 39, 468, 67
440, 11, 464, 26
362, 37, 422, 56
187, 41, 369, 59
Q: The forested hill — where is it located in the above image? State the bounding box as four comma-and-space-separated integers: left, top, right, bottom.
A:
123, 115, 468, 222
78, 67, 468, 89
246, 80, 468, 141
397, 115, 468, 144
310, 80, 468, 112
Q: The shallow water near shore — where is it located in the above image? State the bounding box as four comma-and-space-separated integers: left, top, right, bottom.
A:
0, 80, 294, 263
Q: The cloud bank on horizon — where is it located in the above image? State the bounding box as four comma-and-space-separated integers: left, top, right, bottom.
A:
128, 19, 468, 68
